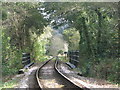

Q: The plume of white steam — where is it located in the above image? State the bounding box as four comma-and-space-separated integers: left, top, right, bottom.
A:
48, 30, 68, 56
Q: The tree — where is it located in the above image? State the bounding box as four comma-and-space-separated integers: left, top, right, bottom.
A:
2, 2, 47, 76
41, 2, 119, 83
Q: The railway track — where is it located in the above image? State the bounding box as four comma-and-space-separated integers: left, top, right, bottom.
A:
36, 57, 89, 90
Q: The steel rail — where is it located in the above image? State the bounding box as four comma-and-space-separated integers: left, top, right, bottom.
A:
54, 58, 90, 90
36, 57, 54, 89
36, 56, 90, 90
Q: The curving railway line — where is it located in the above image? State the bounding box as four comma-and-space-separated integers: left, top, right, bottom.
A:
36, 57, 89, 90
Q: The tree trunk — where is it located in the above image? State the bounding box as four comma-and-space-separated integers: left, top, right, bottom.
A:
96, 9, 102, 57
82, 17, 92, 57
118, 2, 120, 58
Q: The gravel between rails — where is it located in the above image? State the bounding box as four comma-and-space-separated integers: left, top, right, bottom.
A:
38, 60, 80, 89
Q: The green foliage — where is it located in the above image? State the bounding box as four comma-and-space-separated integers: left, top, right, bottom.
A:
42, 2, 119, 84
2, 2, 119, 85
108, 59, 120, 83
30, 26, 52, 62
58, 50, 63, 55
2, 28, 23, 76
0, 80, 17, 89
33, 39, 47, 61
2, 10, 7, 20
0, 75, 22, 89
2, 2, 47, 50
80, 58, 120, 84
24, 8, 47, 35
58, 56, 69, 62
2, 2, 47, 79
63, 28, 80, 50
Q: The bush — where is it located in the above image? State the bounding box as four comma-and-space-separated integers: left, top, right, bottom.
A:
82, 58, 120, 84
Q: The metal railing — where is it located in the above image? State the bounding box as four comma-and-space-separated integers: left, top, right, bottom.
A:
68, 50, 79, 67
22, 53, 31, 66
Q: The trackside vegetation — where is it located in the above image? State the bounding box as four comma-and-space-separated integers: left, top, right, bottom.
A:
1, 2, 120, 88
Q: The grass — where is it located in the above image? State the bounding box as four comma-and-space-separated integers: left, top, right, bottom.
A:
0, 74, 22, 89
58, 56, 69, 62
0, 79, 17, 89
